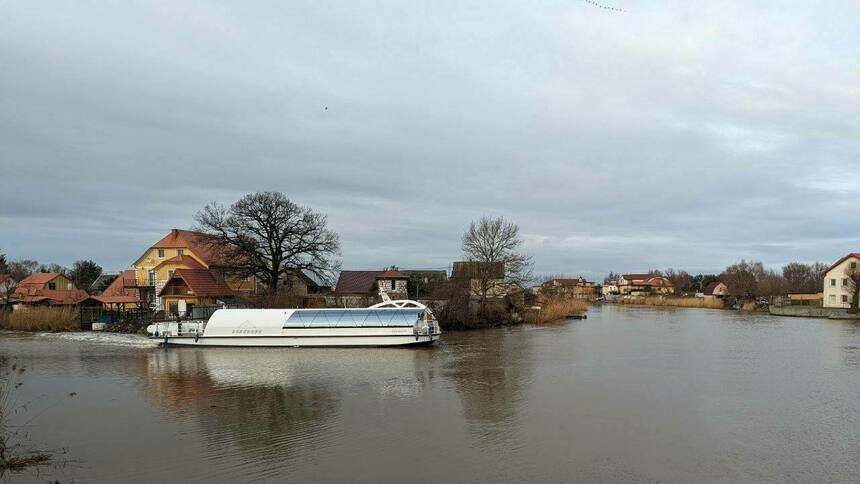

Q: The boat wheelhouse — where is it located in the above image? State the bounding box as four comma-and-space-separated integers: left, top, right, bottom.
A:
146, 299, 440, 347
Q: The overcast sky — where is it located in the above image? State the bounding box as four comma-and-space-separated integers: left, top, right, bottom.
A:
1, 0, 858, 280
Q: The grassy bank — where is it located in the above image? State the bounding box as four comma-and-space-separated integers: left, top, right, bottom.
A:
527, 297, 589, 324
0, 307, 80, 332
616, 296, 724, 309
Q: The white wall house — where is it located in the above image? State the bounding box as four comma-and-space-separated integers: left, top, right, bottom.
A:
823, 253, 860, 308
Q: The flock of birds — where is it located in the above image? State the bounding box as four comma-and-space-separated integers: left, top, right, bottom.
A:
583, 0, 627, 13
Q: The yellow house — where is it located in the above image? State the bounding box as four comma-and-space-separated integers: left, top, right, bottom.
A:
132, 229, 256, 309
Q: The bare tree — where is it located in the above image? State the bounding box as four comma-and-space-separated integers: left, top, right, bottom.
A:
7, 260, 38, 282
845, 264, 860, 313
195, 192, 341, 297
461, 216, 533, 314
720, 260, 758, 298
664, 268, 692, 294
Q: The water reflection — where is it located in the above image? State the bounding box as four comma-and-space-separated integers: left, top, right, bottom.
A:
443, 327, 534, 443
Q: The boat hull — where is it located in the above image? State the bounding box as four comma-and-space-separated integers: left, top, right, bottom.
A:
152, 333, 440, 347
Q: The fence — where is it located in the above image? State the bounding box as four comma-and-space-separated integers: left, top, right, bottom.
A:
79, 307, 156, 329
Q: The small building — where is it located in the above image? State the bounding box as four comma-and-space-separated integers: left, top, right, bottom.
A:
787, 293, 823, 306
823, 253, 860, 308
158, 268, 239, 316
333, 267, 409, 308
278, 270, 331, 297
12, 272, 99, 308
619, 273, 674, 296
703, 281, 728, 301
451, 261, 506, 300
541, 277, 600, 300
602, 281, 620, 296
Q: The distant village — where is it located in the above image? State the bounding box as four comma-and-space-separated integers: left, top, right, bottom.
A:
2, 227, 860, 325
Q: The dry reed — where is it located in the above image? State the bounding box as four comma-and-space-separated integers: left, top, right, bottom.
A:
0, 307, 80, 332
617, 296, 724, 309
528, 297, 589, 324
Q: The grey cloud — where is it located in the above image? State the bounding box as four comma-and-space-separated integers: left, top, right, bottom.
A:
1, 0, 859, 279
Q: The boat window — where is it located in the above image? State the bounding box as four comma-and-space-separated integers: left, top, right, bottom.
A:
284, 308, 422, 327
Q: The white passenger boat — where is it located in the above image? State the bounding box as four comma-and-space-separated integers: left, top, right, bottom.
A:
146, 299, 441, 347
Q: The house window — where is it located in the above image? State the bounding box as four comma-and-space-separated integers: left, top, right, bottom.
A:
177, 249, 184, 256
831, 279, 836, 287
843, 278, 849, 286
157, 249, 165, 258
842, 295, 849, 303
148, 270, 156, 286
48, 282, 56, 290
168, 270, 174, 279
829, 295, 837, 304
852, 262, 857, 270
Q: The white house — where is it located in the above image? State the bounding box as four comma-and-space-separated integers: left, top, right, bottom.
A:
823, 253, 860, 308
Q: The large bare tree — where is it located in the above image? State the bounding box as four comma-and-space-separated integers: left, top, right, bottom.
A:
460, 216, 532, 314
195, 192, 341, 296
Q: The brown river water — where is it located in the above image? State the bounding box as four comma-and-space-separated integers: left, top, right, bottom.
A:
2, 305, 860, 483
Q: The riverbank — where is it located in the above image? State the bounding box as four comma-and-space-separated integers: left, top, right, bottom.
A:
612, 296, 724, 309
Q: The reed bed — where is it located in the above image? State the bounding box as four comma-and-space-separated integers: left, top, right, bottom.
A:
0, 307, 80, 332
617, 296, 724, 309
528, 297, 589, 324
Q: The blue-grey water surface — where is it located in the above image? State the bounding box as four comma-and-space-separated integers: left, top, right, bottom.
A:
2, 305, 860, 483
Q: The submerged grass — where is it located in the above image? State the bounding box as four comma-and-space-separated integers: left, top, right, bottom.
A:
0, 358, 53, 477
617, 296, 724, 309
0, 307, 80, 332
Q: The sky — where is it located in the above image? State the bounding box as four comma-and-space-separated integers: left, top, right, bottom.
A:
1, 0, 859, 281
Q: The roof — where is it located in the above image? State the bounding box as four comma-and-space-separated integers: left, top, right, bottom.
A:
16, 272, 63, 287
826, 253, 860, 274
146, 229, 235, 267
703, 281, 725, 295
544, 278, 591, 287
787, 293, 823, 300
16, 289, 92, 305
376, 270, 409, 279
451, 261, 505, 280
335, 271, 381, 294
92, 295, 142, 304
98, 270, 140, 303
628, 276, 673, 288
621, 273, 653, 282
153, 255, 206, 270
158, 269, 235, 297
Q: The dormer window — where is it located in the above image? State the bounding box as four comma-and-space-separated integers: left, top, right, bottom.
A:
48, 282, 56, 290
157, 249, 165, 258
177, 249, 184, 256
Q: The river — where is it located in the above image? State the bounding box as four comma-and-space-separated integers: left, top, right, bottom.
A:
2, 305, 859, 483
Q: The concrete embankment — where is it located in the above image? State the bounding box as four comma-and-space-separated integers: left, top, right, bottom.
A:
769, 305, 860, 319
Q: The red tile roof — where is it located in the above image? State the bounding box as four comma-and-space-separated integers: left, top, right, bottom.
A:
159, 269, 235, 297
16, 272, 62, 287
98, 270, 140, 303
154, 255, 206, 270
826, 253, 860, 274
150, 229, 235, 267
